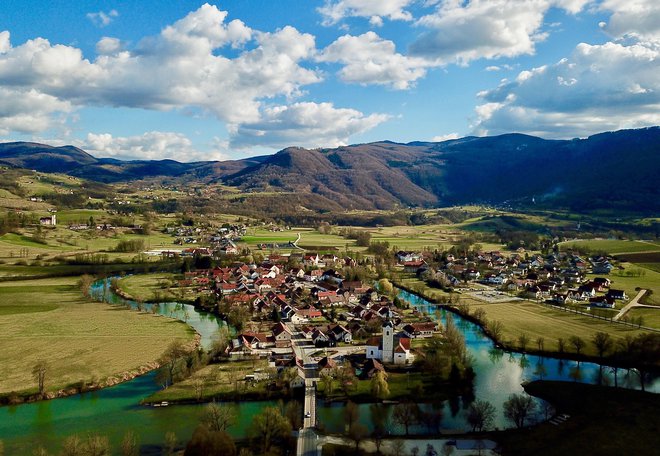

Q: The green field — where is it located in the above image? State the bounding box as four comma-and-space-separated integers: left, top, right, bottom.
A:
0, 277, 194, 395
626, 307, 660, 329
560, 239, 660, 254
597, 264, 660, 306
117, 273, 185, 302
469, 300, 648, 356
145, 360, 271, 403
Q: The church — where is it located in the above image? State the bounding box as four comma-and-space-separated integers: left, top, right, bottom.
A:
365, 319, 414, 365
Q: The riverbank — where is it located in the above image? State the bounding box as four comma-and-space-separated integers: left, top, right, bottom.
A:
394, 280, 658, 370
0, 276, 199, 406
494, 380, 660, 456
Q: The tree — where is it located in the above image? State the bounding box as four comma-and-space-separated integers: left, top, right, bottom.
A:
503, 394, 536, 429
284, 401, 303, 430
487, 320, 504, 344
78, 274, 95, 298
228, 306, 250, 332
557, 337, 566, 353
370, 371, 390, 400
369, 404, 389, 454
185, 425, 236, 456
82, 434, 110, 456
164, 432, 178, 456
378, 278, 394, 295
536, 336, 545, 352
158, 340, 191, 387
348, 423, 368, 452
518, 333, 530, 352
392, 401, 420, 435
569, 336, 585, 356
472, 307, 487, 324
120, 431, 139, 456
61, 435, 83, 456
465, 400, 496, 432
32, 360, 48, 396
202, 402, 237, 432
248, 406, 292, 455
592, 332, 612, 359
441, 443, 455, 456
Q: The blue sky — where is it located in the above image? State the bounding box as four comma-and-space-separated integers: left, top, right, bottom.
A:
0, 1, 657, 161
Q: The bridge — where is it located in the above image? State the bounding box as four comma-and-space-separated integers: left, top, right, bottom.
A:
287, 323, 321, 456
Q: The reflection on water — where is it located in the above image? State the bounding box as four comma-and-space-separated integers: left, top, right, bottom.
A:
1, 282, 657, 453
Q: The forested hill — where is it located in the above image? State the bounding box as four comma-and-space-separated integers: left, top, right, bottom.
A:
1, 127, 658, 213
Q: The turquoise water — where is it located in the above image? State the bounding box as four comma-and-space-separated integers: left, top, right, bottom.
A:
1, 282, 656, 453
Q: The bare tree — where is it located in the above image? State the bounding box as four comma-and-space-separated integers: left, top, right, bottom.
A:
518, 333, 530, 351
164, 432, 177, 456
536, 336, 545, 352
569, 336, 585, 356
120, 431, 139, 456
202, 402, 237, 432
503, 394, 536, 429
392, 401, 420, 435
592, 332, 612, 359
466, 400, 496, 432
32, 360, 48, 396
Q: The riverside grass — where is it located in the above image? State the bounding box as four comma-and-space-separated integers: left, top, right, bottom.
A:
0, 276, 194, 395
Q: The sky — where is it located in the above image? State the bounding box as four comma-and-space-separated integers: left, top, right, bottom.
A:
0, 0, 658, 162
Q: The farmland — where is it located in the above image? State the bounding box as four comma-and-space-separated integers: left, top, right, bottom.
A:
0, 276, 194, 396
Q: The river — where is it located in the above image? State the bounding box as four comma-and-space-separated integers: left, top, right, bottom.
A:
1, 283, 657, 453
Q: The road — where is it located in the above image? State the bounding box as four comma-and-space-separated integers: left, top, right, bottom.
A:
613, 289, 647, 321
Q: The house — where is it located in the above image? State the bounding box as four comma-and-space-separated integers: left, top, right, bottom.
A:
317, 356, 337, 375
589, 296, 616, 308
365, 320, 414, 365
272, 322, 292, 348
39, 215, 56, 226
402, 322, 437, 338
592, 262, 614, 274
312, 329, 330, 347
593, 277, 611, 288
360, 359, 386, 380
329, 324, 352, 343
403, 260, 426, 273
606, 289, 627, 300
397, 251, 422, 263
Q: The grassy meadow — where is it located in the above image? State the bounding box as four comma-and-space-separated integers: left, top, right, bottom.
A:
560, 239, 660, 254
0, 276, 194, 396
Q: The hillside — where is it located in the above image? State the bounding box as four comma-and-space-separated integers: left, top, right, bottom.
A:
1, 127, 658, 213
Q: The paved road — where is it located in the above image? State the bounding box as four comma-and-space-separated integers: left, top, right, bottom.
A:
613, 289, 647, 321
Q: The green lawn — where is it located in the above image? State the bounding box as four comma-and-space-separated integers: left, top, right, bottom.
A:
626, 307, 660, 329
117, 273, 184, 302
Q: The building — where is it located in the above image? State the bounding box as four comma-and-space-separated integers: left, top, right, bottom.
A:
39, 214, 56, 226
365, 320, 414, 365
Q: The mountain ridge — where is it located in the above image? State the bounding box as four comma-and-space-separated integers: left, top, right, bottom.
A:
1, 127, 658, 213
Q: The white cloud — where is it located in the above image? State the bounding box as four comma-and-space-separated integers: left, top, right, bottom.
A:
318, 32, 430, 89
0, 4, 334, 150
228, 102, 389, 149
0, 88, 72, 135
473, 40, 660, 138
431, 132, 459, 141
83, 131, 228, 161
87, 10, 119, 28
95, 37, 123, 55
599, 0, 660, 42
318, 0, 414, 26
410, 0, 590, 65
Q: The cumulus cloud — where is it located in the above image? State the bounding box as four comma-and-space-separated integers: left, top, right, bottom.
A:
410, 0, 590, 64
87, 9, 119, 28
228, 102, 389, 149
0, 88, 72, 135
318, 0, 414, 26
318, 32, 430, 89
472, 40, 660, 138
0, 4, 346, 150
599, 0, 660, 42
83, 131, 229, 161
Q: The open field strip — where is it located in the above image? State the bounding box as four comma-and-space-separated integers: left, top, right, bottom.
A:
626, 308, 660, 329
560, 239, 660, 254
0, 276, 194, 395
468, 300, 649, 356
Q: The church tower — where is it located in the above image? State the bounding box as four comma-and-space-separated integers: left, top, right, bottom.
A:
382, 319, 394, 363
